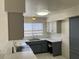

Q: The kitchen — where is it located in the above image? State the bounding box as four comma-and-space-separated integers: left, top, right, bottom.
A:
1, 0, 79, 59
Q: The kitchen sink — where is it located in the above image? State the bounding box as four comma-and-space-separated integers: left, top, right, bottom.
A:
29, 38, 40, 41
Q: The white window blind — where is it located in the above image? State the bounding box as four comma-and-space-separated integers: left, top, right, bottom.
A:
24, 23, 43, 37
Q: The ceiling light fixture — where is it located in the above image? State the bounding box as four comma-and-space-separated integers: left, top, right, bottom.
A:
37, 10, 50, 16
32, 16, 36, 21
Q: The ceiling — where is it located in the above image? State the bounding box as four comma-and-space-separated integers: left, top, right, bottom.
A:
24, 0, 79, 17
24, 0, 49, 17
48, 0, 79, 11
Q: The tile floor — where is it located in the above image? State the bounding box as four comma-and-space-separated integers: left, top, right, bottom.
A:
36, 53, 66, 59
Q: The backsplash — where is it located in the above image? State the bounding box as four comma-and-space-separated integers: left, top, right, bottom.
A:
50, 33, 62, 40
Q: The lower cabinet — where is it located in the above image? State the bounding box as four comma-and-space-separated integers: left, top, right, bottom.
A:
26, 40, 62, 56
52, 41, 62, 56
26, 40, 48, 54
30, 45, 42, 54
47, 41, 62, 56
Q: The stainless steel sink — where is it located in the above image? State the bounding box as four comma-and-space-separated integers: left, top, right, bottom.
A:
29, 38, 40, 41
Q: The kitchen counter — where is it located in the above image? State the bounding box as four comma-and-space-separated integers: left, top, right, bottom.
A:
40, 38, 62, 42
5, 52, 37, 59
25, 38, 62, 43
4, 45, 37, 59
25, 38, 62, 55
24, 33, 62, 42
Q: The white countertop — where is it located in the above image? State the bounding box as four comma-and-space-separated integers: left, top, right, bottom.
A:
4, 45, 37, 59
24, 38, 62, 42
23, 33, 62, 42
41, 38, 62, 42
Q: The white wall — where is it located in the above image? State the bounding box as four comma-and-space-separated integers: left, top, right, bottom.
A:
0, 12, 8, 59
0, 12, 8, 53
24, 0, 49, 16
0, 0, 8, 52
48, 5, 79, 22
0, 0, 12, 59
48, 0, 79, 12
61, 19, 69, 59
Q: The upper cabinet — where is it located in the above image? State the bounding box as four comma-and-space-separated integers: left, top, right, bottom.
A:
57, 20, 62, 33
8, 12, 24, 40
5, 0, 25, 12
47, 20, 62, 33
47, 22, 57, 33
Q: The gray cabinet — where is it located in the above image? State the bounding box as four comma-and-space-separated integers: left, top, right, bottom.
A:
52, 41, 62, 56
57, 20, 62, 33
26, 40, 62, 56
48, 41, 62, 56
5, 0, 25, 12
26, 40, 48, 54
8, 12, 24, 40
30, 44, 42, 54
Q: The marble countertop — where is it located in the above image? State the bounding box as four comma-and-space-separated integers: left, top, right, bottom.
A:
4, 45, 37, 59
24, 38, 62, 42
40, 38, 62, 42
24, 34, 62, 42
5, 52, 37, 59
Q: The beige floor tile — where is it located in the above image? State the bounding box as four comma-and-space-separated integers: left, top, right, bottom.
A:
36, 53, 66, 59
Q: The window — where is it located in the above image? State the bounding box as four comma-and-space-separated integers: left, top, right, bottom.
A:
24, 23, 43, 37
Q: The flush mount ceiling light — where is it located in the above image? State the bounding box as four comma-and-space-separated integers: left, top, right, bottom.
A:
32, 16, 37, 21
37, 10, 50, 16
